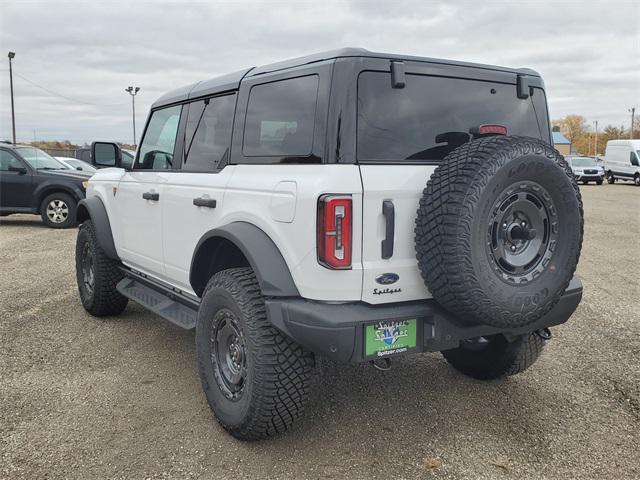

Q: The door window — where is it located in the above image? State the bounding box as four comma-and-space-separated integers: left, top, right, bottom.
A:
630, 152, 639, 167
243, 75, 319, 157
183, 94, 236, 171
135, 105, 182, 170
0, 150, 24, 171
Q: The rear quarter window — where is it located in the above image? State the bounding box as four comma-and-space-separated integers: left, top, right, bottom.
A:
357, 71, 545, 163
242, 75, 319, 157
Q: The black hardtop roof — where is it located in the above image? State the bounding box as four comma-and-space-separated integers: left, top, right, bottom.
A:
152, 47, 540, 109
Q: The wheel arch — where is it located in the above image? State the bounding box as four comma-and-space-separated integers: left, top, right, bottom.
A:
34, 184, 82, 210
76, 196, 119, 260
190, 222, 299, 298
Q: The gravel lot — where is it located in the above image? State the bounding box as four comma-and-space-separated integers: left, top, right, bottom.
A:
1, 184, 639, 480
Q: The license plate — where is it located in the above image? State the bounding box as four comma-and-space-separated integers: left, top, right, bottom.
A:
365, 319, 418, 359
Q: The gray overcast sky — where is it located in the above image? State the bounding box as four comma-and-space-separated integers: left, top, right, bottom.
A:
1, 0, 639, 145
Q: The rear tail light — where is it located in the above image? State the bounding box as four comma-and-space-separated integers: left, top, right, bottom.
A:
317, 195, 352, 269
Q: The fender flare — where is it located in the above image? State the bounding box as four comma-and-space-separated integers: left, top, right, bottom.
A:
190, 222, 299, 297
76, 196, 119, 260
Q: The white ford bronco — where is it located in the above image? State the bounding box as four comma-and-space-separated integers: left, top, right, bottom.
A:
75, 49, 584, 440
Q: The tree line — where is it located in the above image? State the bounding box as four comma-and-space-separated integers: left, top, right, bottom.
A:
552, 115, 639, 156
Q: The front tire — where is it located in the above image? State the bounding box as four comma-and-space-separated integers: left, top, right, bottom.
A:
40, 192, 77, 228
196, 267, 314, 440
596, 179, 603, 185
606, 172, 615, 184
75, 220, 128, 316
442, 332, 546, 380
634, 174, 640, 186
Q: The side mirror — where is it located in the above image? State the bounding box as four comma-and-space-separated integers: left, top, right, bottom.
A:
91, 141, 124, 169
8, 165, 27, 174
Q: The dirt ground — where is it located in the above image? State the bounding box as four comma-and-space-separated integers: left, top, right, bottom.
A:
1, 183, 639, 480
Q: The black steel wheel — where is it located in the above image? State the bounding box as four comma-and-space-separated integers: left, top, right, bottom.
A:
211, 308, 247, 400
75, 220, 128, 316
486, 182, 557, 284
196, 268, 314, 440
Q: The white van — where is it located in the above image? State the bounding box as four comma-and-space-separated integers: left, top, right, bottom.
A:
604, 139, 640, 186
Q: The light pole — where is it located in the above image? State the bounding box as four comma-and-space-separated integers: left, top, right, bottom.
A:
630, 107, 636, 140
8, 51, 16, 144
125, 86, 140, 148
593, 120, 598, 157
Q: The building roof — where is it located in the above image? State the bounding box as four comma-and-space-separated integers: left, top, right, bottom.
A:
152, 48, 541, 109
552, 131, 570, 144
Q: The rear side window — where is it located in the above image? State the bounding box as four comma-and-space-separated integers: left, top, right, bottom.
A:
243, 75, 319, 157
357, 72, 544, 162
183, 94, 236, 171
136, 105, 182, 170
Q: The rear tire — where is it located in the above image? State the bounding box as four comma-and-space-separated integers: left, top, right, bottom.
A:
75, 220, 128, 316
196, 267, 314, 440
442, 332, 546, 380
40, 192, 77, 228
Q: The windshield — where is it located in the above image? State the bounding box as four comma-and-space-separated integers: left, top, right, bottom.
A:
16, 147, 66, 170
570, 157, 597, 167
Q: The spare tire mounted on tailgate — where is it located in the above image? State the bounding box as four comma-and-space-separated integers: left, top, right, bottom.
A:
415, 136, 583, 328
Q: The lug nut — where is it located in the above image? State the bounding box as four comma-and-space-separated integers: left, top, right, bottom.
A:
503, 222, 507, 228
521, 221, 526, 227
510, 245, 517, 252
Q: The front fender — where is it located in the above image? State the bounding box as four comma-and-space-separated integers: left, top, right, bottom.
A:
76, 196, 119, 260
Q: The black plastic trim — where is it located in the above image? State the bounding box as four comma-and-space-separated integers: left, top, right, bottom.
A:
266, 276, 583, 364
76, 196, 118, 260
381, 200, 395, 259
190, 222, 299, 297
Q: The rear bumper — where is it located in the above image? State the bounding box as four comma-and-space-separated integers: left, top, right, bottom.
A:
266, 276, 583, 363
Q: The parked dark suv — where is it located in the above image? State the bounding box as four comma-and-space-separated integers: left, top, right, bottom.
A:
0, 143, 91, 228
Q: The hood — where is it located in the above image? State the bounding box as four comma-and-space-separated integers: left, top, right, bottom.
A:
40, 169, 92, 180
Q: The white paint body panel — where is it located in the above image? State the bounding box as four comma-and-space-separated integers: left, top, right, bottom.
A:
359, 165, 434, 304
88, 163, 436, 304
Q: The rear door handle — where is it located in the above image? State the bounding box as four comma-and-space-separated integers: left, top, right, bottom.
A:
381, 200, 395, 259
193, 197, 217, 208
142, 192, 159, 201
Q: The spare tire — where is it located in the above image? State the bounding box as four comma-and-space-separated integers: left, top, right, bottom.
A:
415, 136, 583, 328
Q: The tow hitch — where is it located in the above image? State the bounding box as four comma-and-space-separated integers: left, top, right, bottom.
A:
370, 358, 392, 371
536, 328, 552, 340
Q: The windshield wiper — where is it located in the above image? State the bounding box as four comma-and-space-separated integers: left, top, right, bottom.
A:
37, 167, 62, 170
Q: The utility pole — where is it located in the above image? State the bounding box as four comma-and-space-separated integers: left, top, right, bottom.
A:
593, 120, 598, 157
125, 86, 140, 148
8, 51, 16, 144
630, 107, 636, 140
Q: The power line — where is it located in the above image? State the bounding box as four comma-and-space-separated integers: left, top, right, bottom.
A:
1, 68, 128, 107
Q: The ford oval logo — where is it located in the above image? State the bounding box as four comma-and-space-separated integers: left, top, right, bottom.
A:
375, 273, 399, 285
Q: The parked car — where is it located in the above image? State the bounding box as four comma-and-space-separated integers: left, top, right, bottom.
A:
604, 139, 640, 186
75, 147, 135, 169
566, 156, 604, 184
56, 156, 97, 174
74, 48, 583, 440
0, 144, 90, 228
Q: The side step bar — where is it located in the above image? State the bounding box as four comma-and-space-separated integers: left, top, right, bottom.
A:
116, 271, 200, 330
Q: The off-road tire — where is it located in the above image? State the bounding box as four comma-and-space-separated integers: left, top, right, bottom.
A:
442, 332, 546, 380
40, 192, 77, 228
415, 136, 583, 328
75, 220, 128, 316
196, 267, 314, 441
